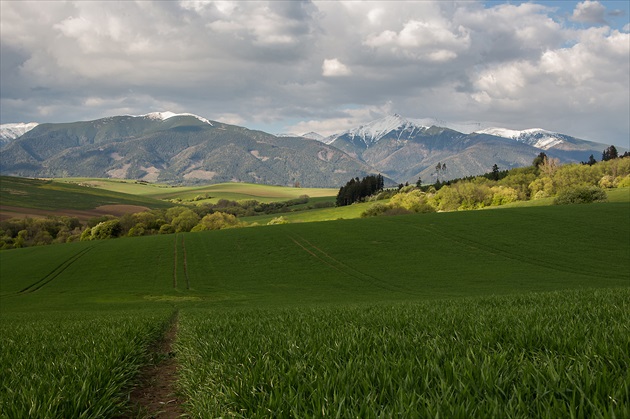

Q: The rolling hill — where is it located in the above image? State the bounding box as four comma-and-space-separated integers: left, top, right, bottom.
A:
1, 196, 628, 418
1, 200, 628, 309
0, 176, 171, 221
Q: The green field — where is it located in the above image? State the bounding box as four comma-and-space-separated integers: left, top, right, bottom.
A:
55, 177, 338, 203
1, 201, 629, 417
0, 176, 169, 211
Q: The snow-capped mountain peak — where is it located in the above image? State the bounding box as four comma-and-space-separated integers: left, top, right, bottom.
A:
0, 122, 39, 146
136, 111, 213, 126
476, 127, 565, 150
330, 114, 429, 147
301, 132, 325, 141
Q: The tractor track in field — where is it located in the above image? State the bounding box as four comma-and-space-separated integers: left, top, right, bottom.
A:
18, 246, 94, 294
182, 236, 190, 290
121, 312, 186, 419
288, 234, 412, 294
173, 235, 178, 289
172, 235, 190, 290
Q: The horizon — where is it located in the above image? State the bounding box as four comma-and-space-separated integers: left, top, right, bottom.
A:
2, 111, 627, 149
1, 1, 629, 148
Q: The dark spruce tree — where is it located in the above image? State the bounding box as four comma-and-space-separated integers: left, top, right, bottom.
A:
490, 164, 500, 181
602, 145, 618, 161
336, 174, 384, 207
533, 152, 547, 168
581, 154, 597, 166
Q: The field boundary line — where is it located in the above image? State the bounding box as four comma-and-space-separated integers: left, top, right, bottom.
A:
18, 246, 94, 294
288, 234, 410, 294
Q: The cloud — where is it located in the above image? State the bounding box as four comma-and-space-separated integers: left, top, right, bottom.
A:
571, 1, 607, 25
0, 1, 628, 148
285, 102, 395, 136
322, 59, 351, 77
364, 19, 470, 62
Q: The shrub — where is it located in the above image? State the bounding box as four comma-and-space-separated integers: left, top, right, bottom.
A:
171, 209, 200, 233
553, 186, 608, 205
192, 212, 241, 231
89, 220, 123, 240
528, 177, 555, 197
267, 216, 290, 225
389, 190, 436, 213
361, 203, 390, 218
616, 175, 630, 188
159, 224, 175, 234
599, 175, 615, 188
490, 186, 519, 206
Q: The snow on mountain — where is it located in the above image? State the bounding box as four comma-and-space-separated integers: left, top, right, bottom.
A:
135, 111, 213, 126
301, 132, 325, 141
410, 118, 483, 134
328, 114, 429, 147
477, 127, 565, 150
0, 122, 39, 146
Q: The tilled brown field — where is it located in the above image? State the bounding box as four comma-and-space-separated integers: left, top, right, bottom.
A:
0, 204, 151, 221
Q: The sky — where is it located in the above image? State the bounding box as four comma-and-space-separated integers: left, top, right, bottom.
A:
1, 0, 629, 148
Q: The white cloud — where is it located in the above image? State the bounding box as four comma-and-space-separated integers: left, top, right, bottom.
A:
285, 102, 395, 137
322, 59, 352, 77
0, 1, 628, 148
571, 1, 607, 25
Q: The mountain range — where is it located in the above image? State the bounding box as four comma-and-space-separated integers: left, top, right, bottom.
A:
317, 114, 619, 183
0, 112, 622, 187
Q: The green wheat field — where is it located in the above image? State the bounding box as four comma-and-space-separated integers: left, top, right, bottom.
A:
1, 196, 629, 417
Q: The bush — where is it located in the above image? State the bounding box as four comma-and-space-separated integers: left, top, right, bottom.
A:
89, 220, 123, 240
361, 203, 390, 218
267, 216, 290, 225
490, 186, 519, 206
159, 224, 175, 234
553, 186, 608, 205
389, 190, 436, 213
192, 212, 241, 231
616, 175, 630, 188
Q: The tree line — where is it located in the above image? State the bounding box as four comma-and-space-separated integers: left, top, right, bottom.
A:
361, 151, 630, 217
336, 174, 385, 206
0, 195, 327, 250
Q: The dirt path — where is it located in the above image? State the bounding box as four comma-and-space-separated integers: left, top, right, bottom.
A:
123, 315, 187, 418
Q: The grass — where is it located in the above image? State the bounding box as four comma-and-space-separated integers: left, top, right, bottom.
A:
242, 200, 373, 224
55, 178, 338, 203
0, 198, 628, 417
176, 288, 629, 417
0, 309, 173, 418
1, 201, 628, 310
0, 176, 169, 211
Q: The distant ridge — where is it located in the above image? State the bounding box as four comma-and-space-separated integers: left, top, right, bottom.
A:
0, 112, 623, 186
323, 114, 623, 183
0, 113, 381, 187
